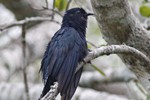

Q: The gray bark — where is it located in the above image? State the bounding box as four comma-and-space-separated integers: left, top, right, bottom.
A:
91, 0, 150, 93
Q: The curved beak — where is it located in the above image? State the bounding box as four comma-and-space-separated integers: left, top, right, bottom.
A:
86, 13, 94, 17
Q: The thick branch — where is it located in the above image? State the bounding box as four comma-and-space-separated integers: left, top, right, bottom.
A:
76, 45, 150, 72
91, 0, 150, 93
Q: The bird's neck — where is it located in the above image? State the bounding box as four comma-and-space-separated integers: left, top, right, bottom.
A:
61, 21, 87, 36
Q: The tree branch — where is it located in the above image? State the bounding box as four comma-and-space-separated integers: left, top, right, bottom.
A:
52, 0, 55, 19
21, 24, 30, 100
45, 0, 49, 9
35, 8, 63, 17
76, 45, 150, 72
38, 0, 63, 18
66, 0, 72, 10
0, 16, 60, 31
91, 0, 150, 93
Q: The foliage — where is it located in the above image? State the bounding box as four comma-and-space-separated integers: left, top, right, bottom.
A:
55, 0, 68, 11
139, 2, 150, 17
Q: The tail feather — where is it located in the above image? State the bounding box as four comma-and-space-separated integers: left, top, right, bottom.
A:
61, 67, 83, 100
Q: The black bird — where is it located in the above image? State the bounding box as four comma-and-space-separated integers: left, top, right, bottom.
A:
40, 8, 93, 100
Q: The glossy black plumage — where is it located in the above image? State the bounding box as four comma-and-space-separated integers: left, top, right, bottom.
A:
40, 8, 92, 100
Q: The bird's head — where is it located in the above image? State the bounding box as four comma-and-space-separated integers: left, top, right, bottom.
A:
62, 8, 94, 33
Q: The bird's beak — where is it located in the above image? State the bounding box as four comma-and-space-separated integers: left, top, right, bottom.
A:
86, 13, 94, 17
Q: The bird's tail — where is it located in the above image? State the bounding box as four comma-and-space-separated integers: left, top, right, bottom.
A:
61, 67, 83, 100
40, 77, 55, 98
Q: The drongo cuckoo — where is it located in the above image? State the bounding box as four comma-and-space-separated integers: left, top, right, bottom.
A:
40, 8, 93, 100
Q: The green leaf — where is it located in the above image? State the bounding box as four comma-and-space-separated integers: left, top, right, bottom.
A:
139, 3, 150, 17
90, 63, 106, 76
55, 0, 67, 11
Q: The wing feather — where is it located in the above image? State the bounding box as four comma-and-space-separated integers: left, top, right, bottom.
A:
40, 27, 87, 98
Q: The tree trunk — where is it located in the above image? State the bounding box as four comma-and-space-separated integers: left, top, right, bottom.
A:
91, 0, 150, 93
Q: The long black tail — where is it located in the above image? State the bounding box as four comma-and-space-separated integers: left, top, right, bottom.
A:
61, 67, 83, 100
40, 68, 83, 100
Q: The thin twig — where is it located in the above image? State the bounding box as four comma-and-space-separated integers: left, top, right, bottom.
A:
42, 0, 58, 19
66, 0, 72, 10
39, 0, 63, 18
52, 0, 56, 20
45, 0, 48, 8
76, 45, 150, 72
0, 16, 61, 31
22, 24, 30, 100
35, 8, 63, 17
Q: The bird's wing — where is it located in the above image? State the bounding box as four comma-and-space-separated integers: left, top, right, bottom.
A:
40, 27, 86, 88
